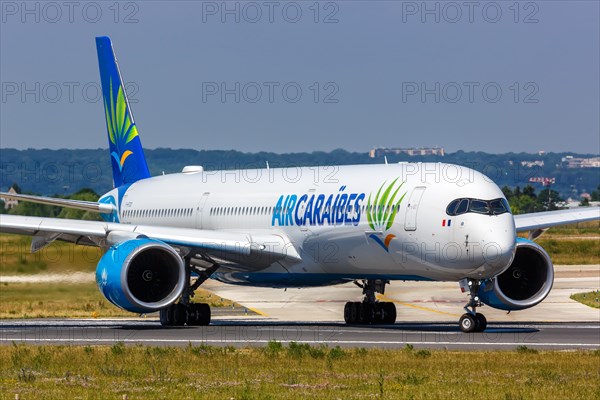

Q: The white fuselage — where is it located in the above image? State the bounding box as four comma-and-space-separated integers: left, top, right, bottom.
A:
102, 163, 517, 287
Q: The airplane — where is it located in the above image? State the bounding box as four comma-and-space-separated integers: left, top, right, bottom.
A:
1, 36, 598, 332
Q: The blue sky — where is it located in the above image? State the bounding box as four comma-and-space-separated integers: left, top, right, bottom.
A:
1, 1, 598, 154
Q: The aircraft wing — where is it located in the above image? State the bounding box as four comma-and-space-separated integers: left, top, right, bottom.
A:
0, 214, 301, 268
0, 192, 114, 214
514, 207, 600, 233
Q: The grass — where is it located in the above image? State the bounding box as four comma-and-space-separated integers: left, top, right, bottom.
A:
0, 234, 100, 275
534, 238, 600, 265
537, 220, 600, 237
0, 282, 237, 319
0, 343, 598, 399
571, 291, 600, 309
515, 220, 600, 265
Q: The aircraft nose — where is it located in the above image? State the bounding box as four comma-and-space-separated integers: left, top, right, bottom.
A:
480, 218, 516, 273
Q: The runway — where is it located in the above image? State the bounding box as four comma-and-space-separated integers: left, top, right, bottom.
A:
1, 319, 598, 350
203, 265, 600, 324
1, 265, 597, 350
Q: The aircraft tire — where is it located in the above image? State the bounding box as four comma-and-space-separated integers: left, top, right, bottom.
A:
349, 302, 359, 324
459, 313, 477, 333
382, 302, 396, 324
344, 302, 353, 324
172, 303, 187, 326
159, 306, 174, 326
195, 303, 211, 326
475, 313, 487, 332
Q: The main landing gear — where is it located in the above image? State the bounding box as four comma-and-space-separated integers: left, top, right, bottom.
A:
344, 279, 397, 325
160, 256, 220, 327
458, 279, 488, 333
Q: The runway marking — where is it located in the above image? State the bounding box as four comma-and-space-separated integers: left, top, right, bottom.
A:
1, 337, 597, 348
377, 294, 460, 317
242, 306, 269, 317
1, 320, 598, 330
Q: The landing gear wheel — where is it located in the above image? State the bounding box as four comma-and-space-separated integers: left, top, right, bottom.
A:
172, 303, 187, 326
344, 301, 396, 325
475, 313, 487, 332
358, 302, 372, 324
344, 279, 392, 325
159, 306, 174, 326
160, 303, 211, 326
382, 302, 397, 324
344, 302, 365, 324
350, 302, 359, 324
459, 313, 477, 333
344, 302, 352, 324
188, 303, 211, 326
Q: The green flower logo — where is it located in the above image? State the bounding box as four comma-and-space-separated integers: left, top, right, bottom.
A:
366, 178, 406, 252
105, 79, 138, 170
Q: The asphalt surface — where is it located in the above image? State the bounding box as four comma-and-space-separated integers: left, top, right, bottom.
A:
1, 318, 598, 350
1, 265, 597, 350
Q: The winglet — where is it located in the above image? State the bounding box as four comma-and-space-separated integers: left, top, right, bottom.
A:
96, 36, 151, 188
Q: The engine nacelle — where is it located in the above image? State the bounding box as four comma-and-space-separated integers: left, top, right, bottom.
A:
478, 238, 554, 311
96, 238, 185, 313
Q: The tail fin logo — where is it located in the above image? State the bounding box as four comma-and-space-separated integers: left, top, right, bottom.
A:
366, 178, 407, 252
104, 79, 138, 170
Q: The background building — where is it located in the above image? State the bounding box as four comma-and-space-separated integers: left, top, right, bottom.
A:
369, 147, 445, 158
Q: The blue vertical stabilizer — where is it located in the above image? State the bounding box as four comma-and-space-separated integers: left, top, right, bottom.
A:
96, 36, 150, 188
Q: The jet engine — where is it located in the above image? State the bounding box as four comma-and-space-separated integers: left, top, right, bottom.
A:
478, 238, 554, 311
96, 238, 185, 313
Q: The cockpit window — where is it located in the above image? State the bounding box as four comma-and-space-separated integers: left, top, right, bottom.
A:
469, 200, 489, 214
490, 198, 510, 215
446, 199, 460, 215
446, 198, 511, 216
455, 199, 469, 214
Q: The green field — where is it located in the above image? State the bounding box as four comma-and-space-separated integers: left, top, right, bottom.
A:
535, 237, 600, 265
0, 234, 100, 276
571, 291, 600, 309
520, 220, 600, 265
0, 344, 598, 400
0, 282, 237, 319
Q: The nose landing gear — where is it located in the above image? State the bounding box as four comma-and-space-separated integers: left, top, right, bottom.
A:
458, 279, 488, 333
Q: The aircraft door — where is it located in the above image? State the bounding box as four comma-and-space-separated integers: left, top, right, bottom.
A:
195, 192, 210, 229
404, 186, 426, 231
